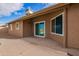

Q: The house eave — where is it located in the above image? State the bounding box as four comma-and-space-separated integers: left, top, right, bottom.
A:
7, 3, 69, 24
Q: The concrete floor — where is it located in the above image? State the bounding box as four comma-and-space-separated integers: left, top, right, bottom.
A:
0, 37, 68, 56
0, 26, 78, 56
0, 27, 67, 56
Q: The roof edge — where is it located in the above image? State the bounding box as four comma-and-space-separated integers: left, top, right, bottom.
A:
7, 3, 69, 24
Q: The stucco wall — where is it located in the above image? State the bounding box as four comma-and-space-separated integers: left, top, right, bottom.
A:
32, 9, 65, 45
8, 20, 23, 37
8, 7, 66, 47
23, 19, 33, 37
7, 4, 79, 49
67, 4, 79, 48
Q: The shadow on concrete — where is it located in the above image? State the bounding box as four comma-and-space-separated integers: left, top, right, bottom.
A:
23, 37, 67, 52
0, 27, 79, 56
23, 37, 79, 56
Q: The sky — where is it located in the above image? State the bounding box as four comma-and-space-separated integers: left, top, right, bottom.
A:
0, 3, 55, 25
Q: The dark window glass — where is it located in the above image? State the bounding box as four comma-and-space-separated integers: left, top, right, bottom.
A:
56, 15, 62, 34
51, 15, 63, 34
16, 24, 19, 28
35, 22, 44, 36
36, 23, 39, 35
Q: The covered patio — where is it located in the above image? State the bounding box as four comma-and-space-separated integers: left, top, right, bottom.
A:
0, 26, 68, 56
0, 26, 79, 56
0, 39, 68, 56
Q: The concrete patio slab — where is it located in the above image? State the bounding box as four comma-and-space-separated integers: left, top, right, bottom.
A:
0, 38, 67, 56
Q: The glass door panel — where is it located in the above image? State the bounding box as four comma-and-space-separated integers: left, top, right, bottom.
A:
35, 22, 45, 36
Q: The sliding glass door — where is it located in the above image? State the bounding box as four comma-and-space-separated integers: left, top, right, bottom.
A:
34, 21, 45, 37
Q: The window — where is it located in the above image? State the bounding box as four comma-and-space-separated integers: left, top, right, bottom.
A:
10, 24, 12, 31
15, 22, 20, 30
34, 21, 45, 37
51, 14, 63, 35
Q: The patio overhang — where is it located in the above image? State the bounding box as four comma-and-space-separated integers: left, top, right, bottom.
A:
7, 3, 69, 24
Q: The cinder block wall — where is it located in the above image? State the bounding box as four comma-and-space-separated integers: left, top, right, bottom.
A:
0, 26, 8, 34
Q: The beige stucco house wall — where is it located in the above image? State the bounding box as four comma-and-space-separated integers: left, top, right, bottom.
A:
8, 3, 79, 49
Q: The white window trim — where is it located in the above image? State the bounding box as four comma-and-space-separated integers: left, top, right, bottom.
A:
50, 12, 64, 36
15, 22, 20, 30
34, 21, 46, 38
10, 24, 12, 31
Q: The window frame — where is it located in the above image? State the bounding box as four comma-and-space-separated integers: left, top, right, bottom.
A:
15, 22, 20, 30
50, 13, 64, 36
34, 21, 46, 38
